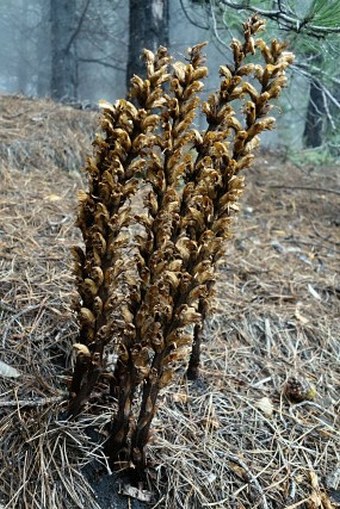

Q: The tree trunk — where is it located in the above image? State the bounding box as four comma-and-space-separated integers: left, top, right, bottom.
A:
127, 0, 169, 88
16, 0, 29, 94
303, 78, 325, 148
36, 1, 51, 97
50, 0, 77, 100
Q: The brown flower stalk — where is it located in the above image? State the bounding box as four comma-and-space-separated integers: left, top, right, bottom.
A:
186, 16, 295, 377
106, 42, 208, 465
128, 16, 293, 473
69, 47, 171, 416
68, 15, 294, 476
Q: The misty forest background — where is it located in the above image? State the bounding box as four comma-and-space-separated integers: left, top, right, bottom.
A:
0, 0, 340, 156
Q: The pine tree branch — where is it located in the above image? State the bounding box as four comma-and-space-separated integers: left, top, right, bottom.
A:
218, 0, 340, 36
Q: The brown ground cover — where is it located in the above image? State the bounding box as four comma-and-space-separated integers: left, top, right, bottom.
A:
0, 95, 339, 509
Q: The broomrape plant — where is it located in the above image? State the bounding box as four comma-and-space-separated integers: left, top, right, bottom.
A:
68, 16, 294, 476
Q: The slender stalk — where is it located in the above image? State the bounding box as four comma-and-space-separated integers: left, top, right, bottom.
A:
68, 48, 171, 416
186, 16, 295, 378
186, 298, 206, 379
106, 43, 208, 463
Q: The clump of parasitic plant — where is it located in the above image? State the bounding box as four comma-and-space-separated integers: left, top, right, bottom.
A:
69, 16, 294, 476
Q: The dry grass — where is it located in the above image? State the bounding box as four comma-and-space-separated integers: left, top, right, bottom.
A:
0, 96, 339, 509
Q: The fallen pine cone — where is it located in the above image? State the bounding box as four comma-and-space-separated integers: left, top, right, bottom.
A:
284, 376, 317, 402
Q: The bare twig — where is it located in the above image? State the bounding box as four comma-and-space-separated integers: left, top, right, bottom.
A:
179, 0, 209, 30
225, 451, 269, 509
260, 184, 340, 196
0, 395, 65, 408
64, 0, 91, 54
0, 300, 15, 313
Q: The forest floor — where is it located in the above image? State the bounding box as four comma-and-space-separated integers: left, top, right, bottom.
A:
0, 95, 339, 509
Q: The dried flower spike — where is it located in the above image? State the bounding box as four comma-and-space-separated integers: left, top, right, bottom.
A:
68, 16, 294, 478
